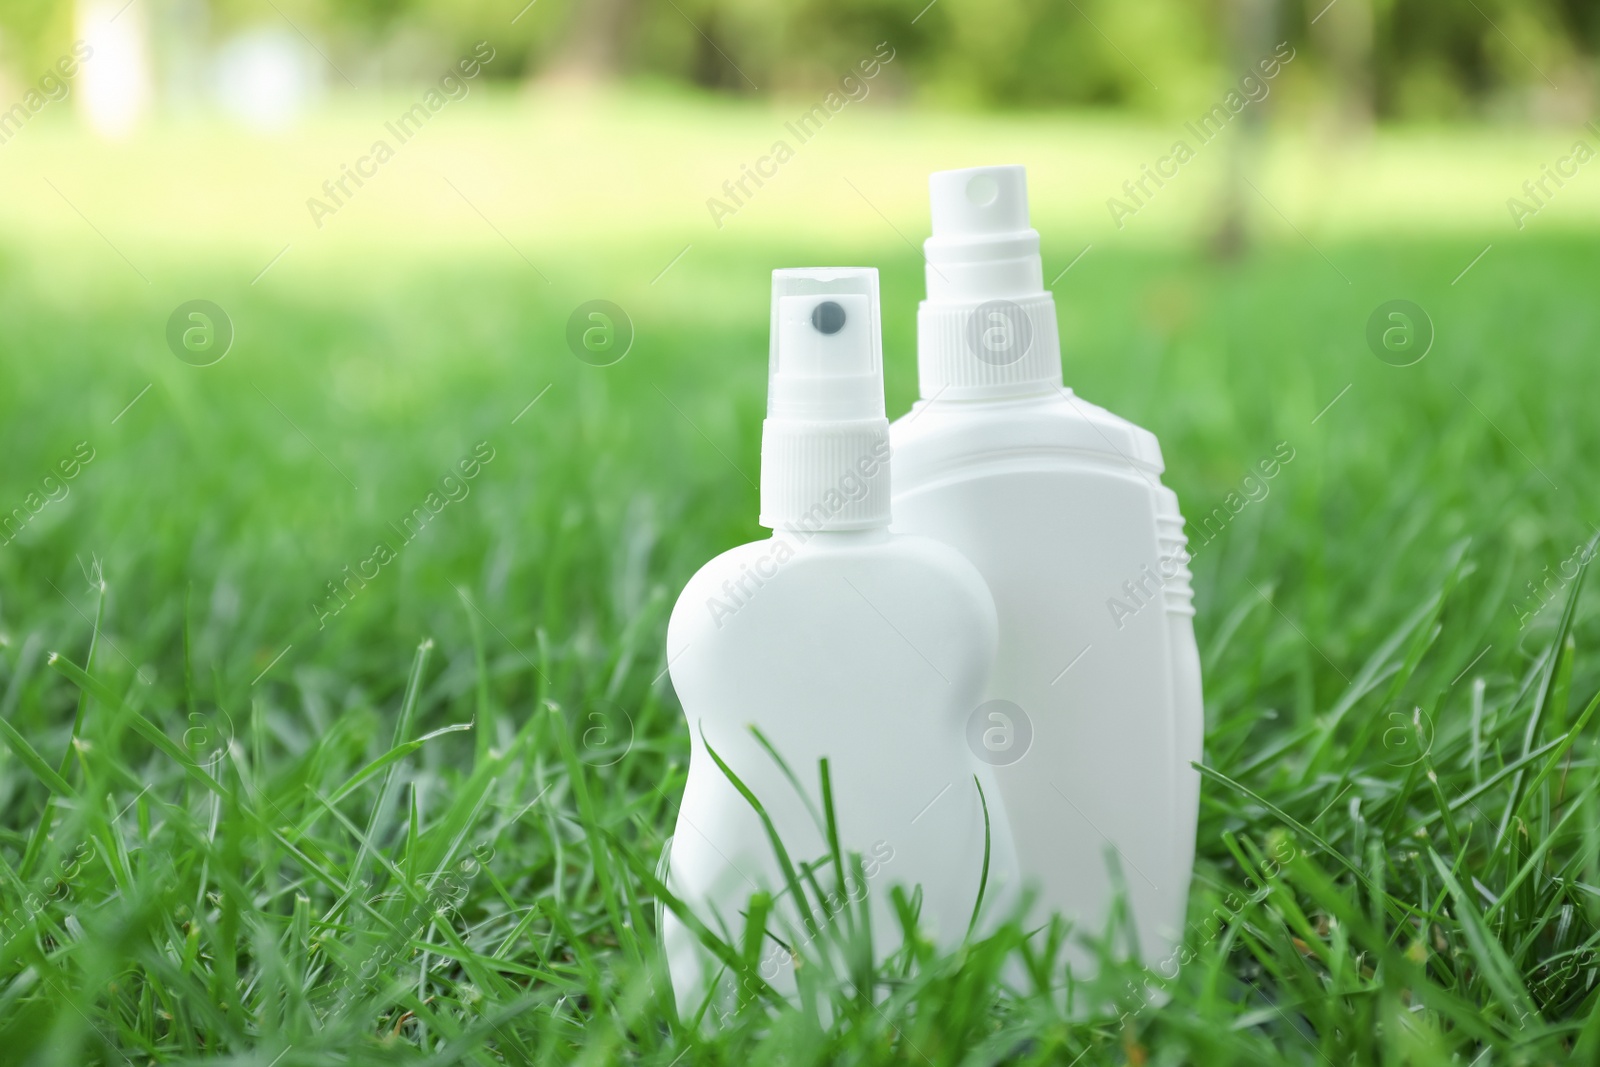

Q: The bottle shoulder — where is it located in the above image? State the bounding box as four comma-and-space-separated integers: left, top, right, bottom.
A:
891, 389, 1166, 477
667, 531, 998, 664
887, 394, 1196, 618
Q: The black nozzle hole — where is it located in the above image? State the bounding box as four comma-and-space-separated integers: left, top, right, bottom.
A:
811, 301, 846, 335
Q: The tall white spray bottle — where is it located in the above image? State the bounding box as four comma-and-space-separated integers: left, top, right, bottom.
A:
890, 166, 1202, 985
663, 267, 1018, 1015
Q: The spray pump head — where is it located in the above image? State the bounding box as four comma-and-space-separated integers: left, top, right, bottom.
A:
759, 268, 891, 532
918, 165, 1064, 399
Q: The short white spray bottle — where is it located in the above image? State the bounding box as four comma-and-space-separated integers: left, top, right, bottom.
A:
890, 166, 1203, 991
662, 267, 1018, 1015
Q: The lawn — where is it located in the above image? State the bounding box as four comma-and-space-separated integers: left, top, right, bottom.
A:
1, 90, 1599, 1064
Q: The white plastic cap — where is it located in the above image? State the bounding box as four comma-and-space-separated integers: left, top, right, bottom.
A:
767, 269, 883, 420
760, 269, 891, 532
919, 165, 1064, 399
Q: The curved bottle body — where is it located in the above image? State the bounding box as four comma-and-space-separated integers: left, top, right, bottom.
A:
890, 389, 1202, 981
662, 529, 1017, 1013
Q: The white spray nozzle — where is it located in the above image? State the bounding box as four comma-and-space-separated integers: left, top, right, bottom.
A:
917, 165, 1063, 399
776, 294, 870, 376
924, 165, 1044, 302
768, 269, 883, 422
760, 268, 891, 532
929, 165, 1032, 239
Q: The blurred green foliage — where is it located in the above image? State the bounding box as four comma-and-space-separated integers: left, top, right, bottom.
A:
1, 0, 1596, 120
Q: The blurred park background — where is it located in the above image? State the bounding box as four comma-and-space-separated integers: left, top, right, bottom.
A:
2, 0, 1600, 1061
4, 0, 1599, 121
2, 0, 1599, 259
0, 0, 1592, 651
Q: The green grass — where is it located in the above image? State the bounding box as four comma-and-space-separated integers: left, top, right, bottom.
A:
2, 97, 1600, 1064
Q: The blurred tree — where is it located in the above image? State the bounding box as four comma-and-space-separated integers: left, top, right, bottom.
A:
1313, 0, 1374, 128
542, 0, 639, 84
1211, 0, 1279, 260
0, 0, 1593, 120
